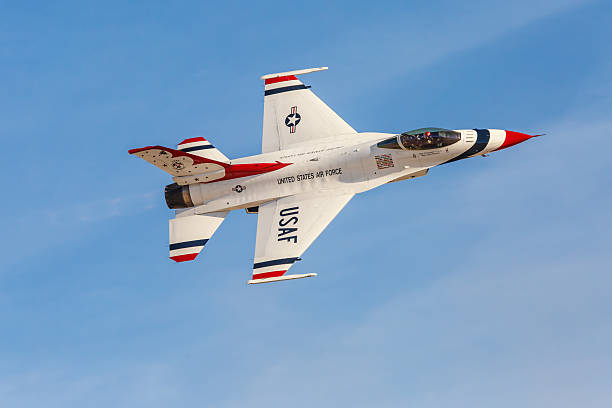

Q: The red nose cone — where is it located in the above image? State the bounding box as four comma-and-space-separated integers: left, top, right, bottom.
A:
497, 130, 533, 151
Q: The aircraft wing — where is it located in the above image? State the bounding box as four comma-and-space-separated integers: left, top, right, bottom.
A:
249, 192, 353, 284
261, 67, 356, 153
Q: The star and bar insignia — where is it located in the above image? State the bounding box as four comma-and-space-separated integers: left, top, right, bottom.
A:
285, 106, 301, 133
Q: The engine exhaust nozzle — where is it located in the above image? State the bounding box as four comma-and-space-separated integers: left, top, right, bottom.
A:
164, 183, 194, 209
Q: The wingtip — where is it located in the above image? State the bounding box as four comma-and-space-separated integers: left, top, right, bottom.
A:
128, 146, 155, 154
247, 273, 317, 285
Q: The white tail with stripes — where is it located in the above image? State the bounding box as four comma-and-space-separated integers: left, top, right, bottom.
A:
177, 137, 229, 162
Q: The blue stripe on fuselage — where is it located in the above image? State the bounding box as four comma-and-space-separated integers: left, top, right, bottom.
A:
443, 129, 490, 164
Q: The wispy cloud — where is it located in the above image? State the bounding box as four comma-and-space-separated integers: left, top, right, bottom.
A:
0, 191, 159, 269
313, 0, 594, 98
0, 363, 182, 408
222, 254, 610, 408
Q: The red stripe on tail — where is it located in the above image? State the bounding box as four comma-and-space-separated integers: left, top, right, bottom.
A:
264, 75, 298, 85
170, 253, 198, 262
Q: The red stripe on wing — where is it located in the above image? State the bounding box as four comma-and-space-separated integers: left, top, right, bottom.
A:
252, 270, 287, 280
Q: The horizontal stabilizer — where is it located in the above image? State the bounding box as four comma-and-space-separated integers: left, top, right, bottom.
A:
169, 211, 228, 262
177, 137, 229, 162
247, 273, 317, 285
129, 145, 292, 184
129, 145, 226, 177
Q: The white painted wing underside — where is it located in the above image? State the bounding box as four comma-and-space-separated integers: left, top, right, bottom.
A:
251, 192, 354, 280
262, 73, 356, 153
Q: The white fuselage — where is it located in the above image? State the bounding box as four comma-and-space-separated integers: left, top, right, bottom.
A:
186, 129, 506, 215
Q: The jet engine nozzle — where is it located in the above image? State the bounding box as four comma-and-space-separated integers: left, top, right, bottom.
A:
165, 183, 194, 209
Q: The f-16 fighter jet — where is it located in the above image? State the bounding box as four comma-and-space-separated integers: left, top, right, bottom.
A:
129, 67, 538, 284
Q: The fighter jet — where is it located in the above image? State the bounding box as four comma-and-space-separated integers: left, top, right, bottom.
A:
129, 67, 538, 284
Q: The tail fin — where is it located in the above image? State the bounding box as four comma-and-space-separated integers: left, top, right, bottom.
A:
169, 210, 228, 262
177, 137, 229, 162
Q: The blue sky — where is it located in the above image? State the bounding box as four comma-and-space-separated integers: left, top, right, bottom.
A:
1, 0, 612, 406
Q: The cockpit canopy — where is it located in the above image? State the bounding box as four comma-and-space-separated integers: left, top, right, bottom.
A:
377, 128, 461, 150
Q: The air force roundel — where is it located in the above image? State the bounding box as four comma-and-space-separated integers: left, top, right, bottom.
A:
285, 106, 301, 134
